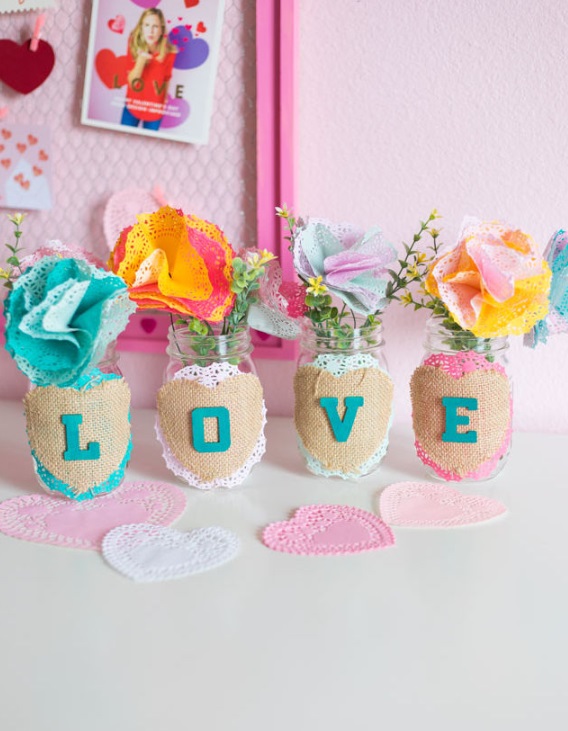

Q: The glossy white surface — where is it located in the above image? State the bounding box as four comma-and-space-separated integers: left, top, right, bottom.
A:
0, 400, 567, 731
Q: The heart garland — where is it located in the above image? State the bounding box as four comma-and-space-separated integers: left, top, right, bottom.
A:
379, 481, 507, 528
102, 524, 240, 582
262, 504, 395, 555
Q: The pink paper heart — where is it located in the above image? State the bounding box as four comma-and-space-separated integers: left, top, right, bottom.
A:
379, 481, 507, 528
108, 15, 126, 34
0, 481, 186, 551
262, 505, 394, 555
141, 317, 157, 334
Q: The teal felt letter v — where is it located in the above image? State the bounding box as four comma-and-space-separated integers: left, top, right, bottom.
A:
319, 396, 364, 443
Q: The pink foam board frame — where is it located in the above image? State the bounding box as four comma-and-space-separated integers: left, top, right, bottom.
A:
117, 0, 297, 360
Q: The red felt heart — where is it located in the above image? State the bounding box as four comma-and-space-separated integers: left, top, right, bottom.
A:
184, 0, 200, 8
32, 166, 42, 176
38, 149, 48, 160
95, 49, 129, 90
16, 143, 26, 153
0, 158, 10, 169
27, 134, 38, 145
1, 129, 12, 139
0, 38, 55, 94
196, 21, 207, 33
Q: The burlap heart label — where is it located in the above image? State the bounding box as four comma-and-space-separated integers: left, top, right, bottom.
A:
410, 365, 512, 477
294, 366, 394, 474
24, 379, 131, 495
157, 374, 264, 482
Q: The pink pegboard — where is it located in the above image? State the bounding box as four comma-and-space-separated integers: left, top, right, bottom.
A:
0, 0, 296, 359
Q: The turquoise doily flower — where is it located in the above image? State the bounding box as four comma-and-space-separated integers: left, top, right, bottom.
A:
4, 256, 136, 386
525, 230, 568, 347
292, 218, 396, 315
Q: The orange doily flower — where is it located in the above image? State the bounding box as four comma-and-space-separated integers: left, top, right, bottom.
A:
425, 219, 551, 338
108, 206, 235, 321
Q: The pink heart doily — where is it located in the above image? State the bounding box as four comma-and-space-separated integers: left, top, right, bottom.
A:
262, 505, 395, 555
379, 481, 507, 528
0, 481, 187, 551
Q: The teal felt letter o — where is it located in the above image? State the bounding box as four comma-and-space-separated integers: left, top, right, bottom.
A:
191, 407, 231, 453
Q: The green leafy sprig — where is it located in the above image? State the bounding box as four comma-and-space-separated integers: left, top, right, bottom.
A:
1, 213, 26, 291
393, 210, 495, 357
385, 209, 443, 309
171, 249, 275, 366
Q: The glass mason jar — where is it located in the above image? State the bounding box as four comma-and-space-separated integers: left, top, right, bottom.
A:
409, 316, 512, 482
294, 319, 394, 479
23, 343, 132, 500
156, 324, 266, 489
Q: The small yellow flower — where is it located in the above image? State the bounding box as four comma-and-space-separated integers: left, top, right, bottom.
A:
306, 275, 327, 295
400, 292, 413, 306
275, 204, 291, 219
247, 252, 261, 268
416, 252, 427, 264
430, 228, 440, 238
407, 264, 420, 279
246, 249, 276, 270
258, 249, 276, 265
7, 212, 25, 226
0, 267, 9, 279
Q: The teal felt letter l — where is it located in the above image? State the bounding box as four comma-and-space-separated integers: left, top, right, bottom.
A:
62, 414, 101, 461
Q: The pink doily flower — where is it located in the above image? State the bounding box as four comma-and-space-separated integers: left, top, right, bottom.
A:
247, 255, 304, 339
20, 240, 106, 271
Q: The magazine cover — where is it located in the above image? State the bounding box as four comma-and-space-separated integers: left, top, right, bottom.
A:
81, 0, 225, 144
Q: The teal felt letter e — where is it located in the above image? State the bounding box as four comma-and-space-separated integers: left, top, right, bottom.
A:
441, 397, 478, 443
319, 396, 364, 442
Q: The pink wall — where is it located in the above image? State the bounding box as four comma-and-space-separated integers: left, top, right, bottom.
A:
291, 0, 568, 433
2, 0, 568, 433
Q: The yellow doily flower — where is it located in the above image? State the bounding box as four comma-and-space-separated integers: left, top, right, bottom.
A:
108, 206, 235, 322
426, 220, 551, 337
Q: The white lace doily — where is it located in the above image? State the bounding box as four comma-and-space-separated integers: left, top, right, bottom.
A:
102, 524, 240, 582
156, 362, 267, 489
308, 352, 381, 376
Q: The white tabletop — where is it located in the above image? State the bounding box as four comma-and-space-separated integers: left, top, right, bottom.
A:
0, 399, 567, 731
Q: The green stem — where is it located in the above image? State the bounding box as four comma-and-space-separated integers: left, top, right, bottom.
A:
169, 314, 188, 367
